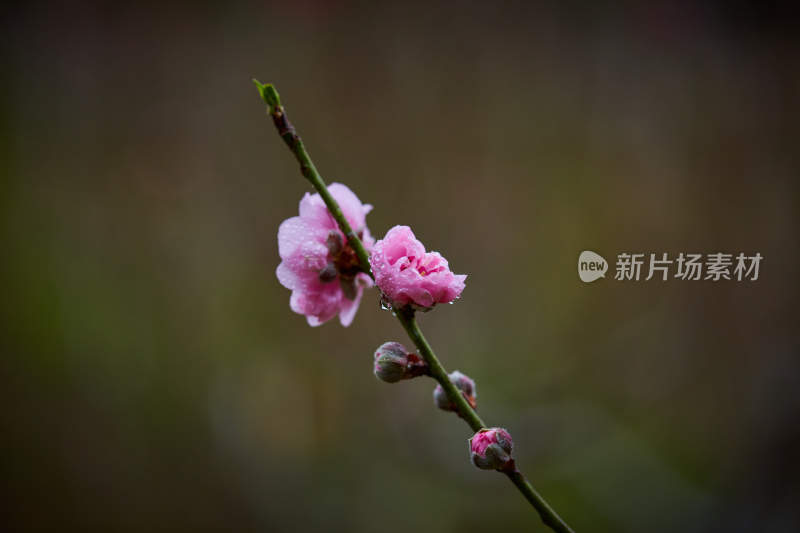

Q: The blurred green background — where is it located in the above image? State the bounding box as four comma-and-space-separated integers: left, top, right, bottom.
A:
2, 2, 798, 531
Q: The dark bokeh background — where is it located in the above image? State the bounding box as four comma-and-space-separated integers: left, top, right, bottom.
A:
2, 2, 798, 531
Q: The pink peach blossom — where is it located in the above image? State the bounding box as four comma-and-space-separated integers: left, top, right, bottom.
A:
276, 183, 374, 327
369, 225, 466, 309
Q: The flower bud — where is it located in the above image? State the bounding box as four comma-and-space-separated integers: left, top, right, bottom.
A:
326, 230, 344, 256
373, 342, 428, 383
373, 342, 408, 383
433, 370, 477, 411
318, 262, 338, 283
469, 428, 514, 470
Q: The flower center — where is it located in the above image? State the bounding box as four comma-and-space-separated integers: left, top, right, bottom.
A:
333, 244, 361, 279
320, 230, 364, 296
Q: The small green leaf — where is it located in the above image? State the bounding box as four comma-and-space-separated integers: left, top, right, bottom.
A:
252, 78, 281, 108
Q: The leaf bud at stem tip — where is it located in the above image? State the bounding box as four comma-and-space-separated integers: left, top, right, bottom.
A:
252, 79, 281, 109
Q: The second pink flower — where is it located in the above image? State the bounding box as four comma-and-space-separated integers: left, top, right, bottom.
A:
369, 225, 466, 310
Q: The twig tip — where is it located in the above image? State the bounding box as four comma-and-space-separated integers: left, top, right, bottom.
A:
252, 79, 281, 109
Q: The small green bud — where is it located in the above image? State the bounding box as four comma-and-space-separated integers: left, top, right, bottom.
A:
374, 342, 407, 383
252, 79, 281, 109
373, 342, 428, 383
433, 370, 477, 411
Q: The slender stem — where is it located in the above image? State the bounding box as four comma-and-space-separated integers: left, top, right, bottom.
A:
253, 80, 372, 274
395, 308, 485, 431
397, 309, 573, 533
505, 468, 575, 533
256, 81, 575, 533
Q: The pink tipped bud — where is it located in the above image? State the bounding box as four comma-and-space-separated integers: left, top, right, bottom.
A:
469, 428, 514, 470
433, 370, 477, 411
373, 342, 428, 383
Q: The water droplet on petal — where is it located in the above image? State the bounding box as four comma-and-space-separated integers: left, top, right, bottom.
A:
379, 295, 393, 311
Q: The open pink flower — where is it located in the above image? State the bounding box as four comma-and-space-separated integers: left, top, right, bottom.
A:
276, 183, 374, 327
369, 225, 466, 309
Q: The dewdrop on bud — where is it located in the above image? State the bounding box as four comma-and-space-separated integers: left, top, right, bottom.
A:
469, 428, 514, 470
433, 370, 477, 411
373, 342, 428, 383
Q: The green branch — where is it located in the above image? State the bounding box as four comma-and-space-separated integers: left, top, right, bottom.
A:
253, 80, 371, 274
505, 468, 574, 532
255, 80, 574, 533
395, 308, 485, 431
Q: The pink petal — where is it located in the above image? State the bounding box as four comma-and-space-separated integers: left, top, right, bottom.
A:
276, 184, 375, 327
299, 192, 336, 230
338, 284, 364, 327
277, 216, 327, 259
328, 183, 369, 231
276, 261, 300, 290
